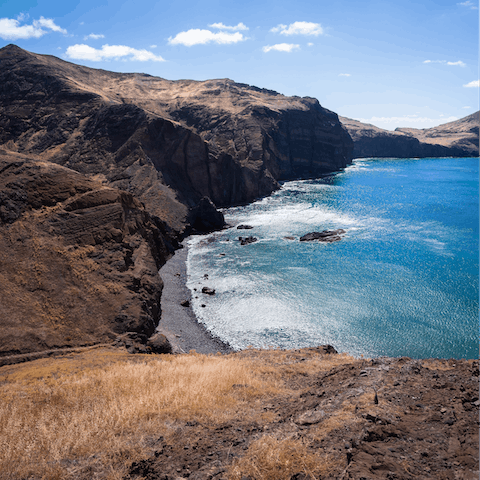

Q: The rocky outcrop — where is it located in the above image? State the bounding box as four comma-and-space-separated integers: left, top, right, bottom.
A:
340, 113, 478, 158
0, 150, 177, 356
0, 44, 353, 235
300, 229, 346, 242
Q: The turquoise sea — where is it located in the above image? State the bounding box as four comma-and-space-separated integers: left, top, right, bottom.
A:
186, 157, 479, 359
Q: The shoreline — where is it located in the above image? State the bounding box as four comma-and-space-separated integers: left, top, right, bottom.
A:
157, 241, 233, 355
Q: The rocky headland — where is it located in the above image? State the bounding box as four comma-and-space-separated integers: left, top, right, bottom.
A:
0, 43, 478, 480
340, 113, 479, 158
0, 43, 356, 356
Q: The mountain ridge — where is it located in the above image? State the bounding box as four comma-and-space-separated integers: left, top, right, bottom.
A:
0, 44, 353, 355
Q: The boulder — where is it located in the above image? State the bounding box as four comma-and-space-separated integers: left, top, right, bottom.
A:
189, 197, 225, 233
147, 333, 173, 354
239, 236, 258, 245
300, 229, 345, 242
202, 287, 216, 295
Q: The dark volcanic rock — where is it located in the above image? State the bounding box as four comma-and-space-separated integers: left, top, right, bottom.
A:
239, 236, 258, 245
147, 333, 173, 354
0, 44, 353, 235
300, 229, 346, 242
201, 287, 216, 295
189, 196, 225, 233
237, 224, 254, 229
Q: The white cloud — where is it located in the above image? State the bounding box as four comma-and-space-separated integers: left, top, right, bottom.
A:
209, 22, 248, 31
270, 21, 323, 36
84, 33, 105, 40
0, 16, 66, 40
423, 60, 466, 67
457, 1, 478, 9
339, 73, 351, 77
150, 44, 157, 49
463, 106, 472, 109
307, 42, 314, 47
65, 44, 165, 62
463, 80, 479, 88
168, 29, 245, 46
35, 17, 67, 34
262, 43, 300, 53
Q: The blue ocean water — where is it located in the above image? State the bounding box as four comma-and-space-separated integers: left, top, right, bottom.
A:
186, 157, 479, 359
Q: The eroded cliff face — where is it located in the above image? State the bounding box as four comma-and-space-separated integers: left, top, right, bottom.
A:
0, 45, 353, 227
0, 150, 177, 355
340, 114, 479, 159
0, 44, 354, 356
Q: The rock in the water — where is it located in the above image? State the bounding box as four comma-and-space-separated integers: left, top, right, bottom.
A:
237, 224, 254, 230
300, 229, 346, 242
202, 287, 216, 295
180, 299, 190, 307
147, 333, 172, 354
239, 236, 258, 245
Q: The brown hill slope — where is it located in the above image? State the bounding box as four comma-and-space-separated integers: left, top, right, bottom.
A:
0, 44, 353, 233
340, 113, 478, 158
0, 44, 353, 356
0, 149, 177, 355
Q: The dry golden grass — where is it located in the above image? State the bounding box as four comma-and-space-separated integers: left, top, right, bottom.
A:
229, 435, 335, 480
0, 349, 294, 480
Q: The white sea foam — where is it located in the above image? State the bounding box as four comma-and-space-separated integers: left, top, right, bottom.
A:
186, 157, 478, 358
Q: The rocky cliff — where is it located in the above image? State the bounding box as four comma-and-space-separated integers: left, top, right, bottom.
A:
0, 44, 353, 233
340, 113, 478, 158
0, 44, 353, 356
0, 149, 180, 355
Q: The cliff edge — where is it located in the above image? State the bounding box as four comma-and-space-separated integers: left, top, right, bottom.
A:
0, 44, 353, 356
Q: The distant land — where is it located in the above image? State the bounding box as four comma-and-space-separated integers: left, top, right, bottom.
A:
340, 113, 478, 159
0, 43, 477, 359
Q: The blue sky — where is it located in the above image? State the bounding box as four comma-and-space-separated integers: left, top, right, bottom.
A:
1, 0, 478, 129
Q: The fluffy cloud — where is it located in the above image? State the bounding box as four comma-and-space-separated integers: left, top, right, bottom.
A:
0, 16, 66, 40
423, 60, 466, 67
270, 21, 323, 36
457, 1, 478, 9
65, 44, 165, 62
339, 73, 351, 77
168, 29, 245, 46
84, 33, 105, 40
209, 22, 248, 31
463, 80, 479, 88
262, 43, 300, 53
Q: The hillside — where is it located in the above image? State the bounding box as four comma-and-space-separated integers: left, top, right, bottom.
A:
0, 44, 353, 356
0, 44, 353, 233
340, 113, 478, 158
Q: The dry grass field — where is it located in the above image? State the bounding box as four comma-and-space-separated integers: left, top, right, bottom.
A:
0, 347, 477, 480
0, 347, 354, 480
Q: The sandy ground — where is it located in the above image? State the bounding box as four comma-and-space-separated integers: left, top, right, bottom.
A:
157, 242, 233, 355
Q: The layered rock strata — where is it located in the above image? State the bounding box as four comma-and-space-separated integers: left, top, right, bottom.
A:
0, 150, 177, 355
0, 44, 354, 235
0, 44, 354, 356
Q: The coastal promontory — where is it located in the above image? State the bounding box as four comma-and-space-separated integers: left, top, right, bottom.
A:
0, 43, 353, 356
